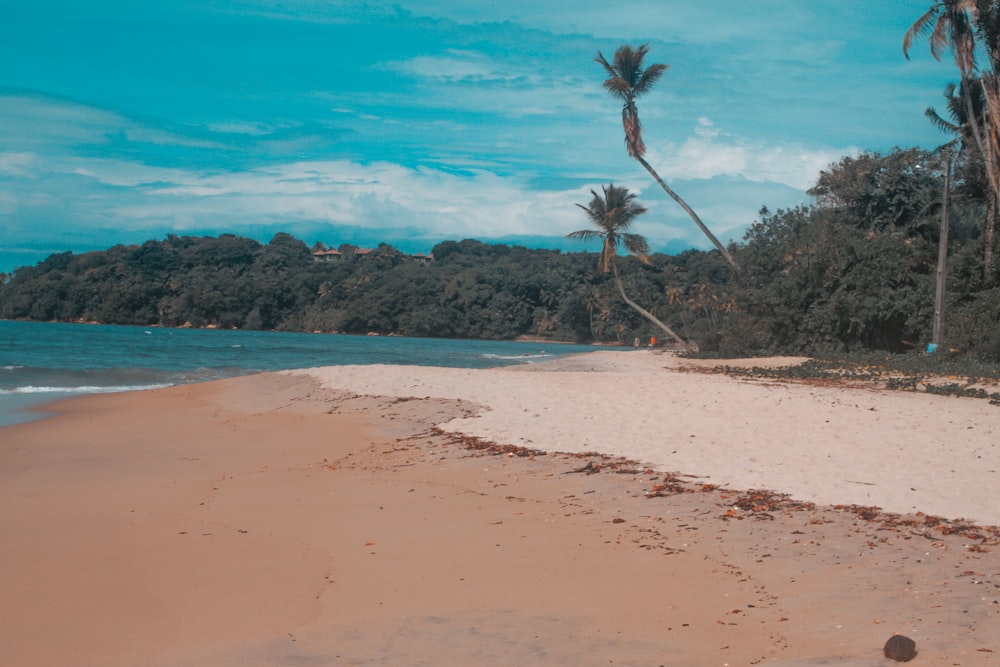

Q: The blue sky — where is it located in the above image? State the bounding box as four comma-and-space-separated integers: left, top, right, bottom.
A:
0, 1, 958, 273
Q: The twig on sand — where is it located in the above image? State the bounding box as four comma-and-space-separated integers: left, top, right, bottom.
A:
565, 461, 601, 475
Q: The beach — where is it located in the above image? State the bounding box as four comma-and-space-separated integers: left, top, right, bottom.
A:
1, 351, 997, 665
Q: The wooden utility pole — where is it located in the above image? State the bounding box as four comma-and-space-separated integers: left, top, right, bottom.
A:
932, 150, 953, 351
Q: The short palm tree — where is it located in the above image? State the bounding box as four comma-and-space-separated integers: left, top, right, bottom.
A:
567, 184, 690, 350
596, 44, 740, 274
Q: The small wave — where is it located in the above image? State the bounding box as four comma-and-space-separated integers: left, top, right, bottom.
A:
0, 383, 171, 395
480, 353, 548, 360
2, 365, 26, 371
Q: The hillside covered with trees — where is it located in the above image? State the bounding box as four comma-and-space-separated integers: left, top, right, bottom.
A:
2, 146, 999, 361
0, 231, 729, 347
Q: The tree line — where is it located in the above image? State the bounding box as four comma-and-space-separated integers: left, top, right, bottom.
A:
1, 143, 998, 360
0, 231, 727, 345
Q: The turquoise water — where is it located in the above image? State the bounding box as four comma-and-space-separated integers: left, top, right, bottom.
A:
0, 320, 607, 428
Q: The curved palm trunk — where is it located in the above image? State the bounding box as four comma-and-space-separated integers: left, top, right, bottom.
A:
635, 155, 741, 275
612, 261, 691, 351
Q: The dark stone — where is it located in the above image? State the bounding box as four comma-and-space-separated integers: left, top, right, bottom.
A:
884, 634, 917, 662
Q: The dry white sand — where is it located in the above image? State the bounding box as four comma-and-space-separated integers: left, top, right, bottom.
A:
296, 350, 1000, 527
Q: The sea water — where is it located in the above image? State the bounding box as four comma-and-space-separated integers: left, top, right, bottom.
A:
0, 320, 607, 428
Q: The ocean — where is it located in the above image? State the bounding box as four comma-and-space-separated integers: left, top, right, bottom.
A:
0, 320, 608, 428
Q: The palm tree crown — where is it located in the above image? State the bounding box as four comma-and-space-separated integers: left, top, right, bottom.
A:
594, 43, 741, 274
926, 79, 984, 151
595, 44, 668, 159
567, 183, 690, 350
904, 0, 977, 74
568, 184, 650, 274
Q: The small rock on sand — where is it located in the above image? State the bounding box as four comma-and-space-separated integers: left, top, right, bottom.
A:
883, 634, 917, 662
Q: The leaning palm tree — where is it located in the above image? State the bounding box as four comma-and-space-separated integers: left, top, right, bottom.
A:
596, 44, 740, 274
567, 183, 691, 351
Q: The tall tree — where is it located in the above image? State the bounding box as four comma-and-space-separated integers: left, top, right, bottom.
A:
905, 1, 999, 276
567, 183, 691, 350
971, 2, 1000, 276
595, 44, 740, 274
926, 79, 997, 277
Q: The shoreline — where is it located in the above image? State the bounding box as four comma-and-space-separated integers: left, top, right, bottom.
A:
1, 357, 998, 664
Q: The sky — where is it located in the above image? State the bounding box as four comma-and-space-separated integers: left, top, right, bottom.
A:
0, 1, 961, 273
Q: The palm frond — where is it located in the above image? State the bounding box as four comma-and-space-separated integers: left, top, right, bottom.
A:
903, 7, 940, 59
946, 10, 977, 73
612, 44, 642, 87
903, 2, 978, 74
622, 233, 651, 260
926, 105, 962, 134
594, 51, 615, 77
565, 229, 604, 242
634, 63, 668, 96
602, 78, 631, 99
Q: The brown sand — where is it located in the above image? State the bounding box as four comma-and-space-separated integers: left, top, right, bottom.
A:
0, 361, 997, 665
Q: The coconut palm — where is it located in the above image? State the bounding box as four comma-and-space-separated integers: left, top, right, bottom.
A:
904, 1, 977, 75
926, 80, 983, 147
929, 79, 998, 278
905, 2, 990, 174
567, 183, 690, 350
906, 2, 1000, 275
596, 44, 740, 274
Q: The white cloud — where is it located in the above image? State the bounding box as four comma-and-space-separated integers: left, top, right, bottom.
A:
389, 49, 525, 83
0, 151, 586, 240
0, 94, 121, 150
694, 117, 720, 139
0, 152, 39, 178
203, 121, 282, 136
645, 119, 853, 191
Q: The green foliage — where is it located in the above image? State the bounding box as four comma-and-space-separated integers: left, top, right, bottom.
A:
0, 234, 716, 344
808, 147, 940, 238
4, 148, 999, 358
715, 146, 1000, 361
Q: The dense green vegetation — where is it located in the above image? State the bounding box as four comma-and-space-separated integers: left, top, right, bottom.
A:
0, 232, 728, 345
714, 146, 1000, 360
1, 145, 999, 359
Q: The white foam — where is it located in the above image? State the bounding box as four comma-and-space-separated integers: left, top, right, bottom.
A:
0, 384, 171, 395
